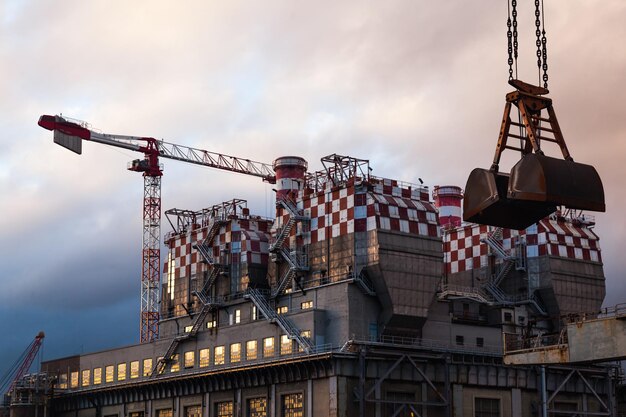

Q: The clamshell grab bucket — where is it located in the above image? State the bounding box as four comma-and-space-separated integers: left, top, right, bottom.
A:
463, 167, 557, 230
463, 79, 606, 230
508, 153, 605, 212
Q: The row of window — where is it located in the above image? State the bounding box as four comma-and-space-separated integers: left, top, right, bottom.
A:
125, 393, 302, 417
59, 332, 311, 389
181, 301, 313, 332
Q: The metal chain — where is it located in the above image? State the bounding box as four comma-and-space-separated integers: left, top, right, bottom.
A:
507, 2, 514, 80
541, 0, 549, 88
512, 0, 518, 69
535, 0, 542, 77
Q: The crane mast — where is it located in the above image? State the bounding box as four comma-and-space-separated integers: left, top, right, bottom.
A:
38, 115, 275, 343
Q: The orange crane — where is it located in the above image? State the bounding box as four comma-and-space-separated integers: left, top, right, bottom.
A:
38, 115, 276, 343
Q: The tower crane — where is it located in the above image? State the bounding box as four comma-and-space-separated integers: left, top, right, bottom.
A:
0, 332, 45, 399
38, 115, 276, 343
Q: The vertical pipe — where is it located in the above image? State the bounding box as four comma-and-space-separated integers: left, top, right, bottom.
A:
540, 366, 548, 417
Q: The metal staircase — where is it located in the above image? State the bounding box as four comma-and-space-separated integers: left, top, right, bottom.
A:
195, 219, 227, 264
351, 268, 376, 296
153, 219, 226, 377
244, 289, 313, 352
481, 227, 529, 288
269, 217, 296, 252
438, 284, 493, 305
270, 197, 310, 298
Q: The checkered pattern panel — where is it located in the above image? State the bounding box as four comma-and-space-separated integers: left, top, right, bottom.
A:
443, 218, 602, 274
272, 178, 438, 246
443, 224, 492, 274
163, 218, 273, 282
538, 219, 601, 262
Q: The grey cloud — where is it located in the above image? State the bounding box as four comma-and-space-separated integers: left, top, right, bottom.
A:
2, 1, 626, 372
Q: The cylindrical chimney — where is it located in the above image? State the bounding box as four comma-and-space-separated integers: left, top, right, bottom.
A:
273, 156, 308, 200
433, 185, 463, 228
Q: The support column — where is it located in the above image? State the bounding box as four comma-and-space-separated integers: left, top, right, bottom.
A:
174, 396, 181, 417
375, 383, 381, 417
329, 376, 338, 417
540, 366, 548, 417
270, 384, 276, 417
511, 389, 521, 417
307, 379, 313, 417
359, 349, 366, 417
421, 383, 428, 417
452, 385, 463, 417
235, 388, 241, 417
203, 393, 210, 417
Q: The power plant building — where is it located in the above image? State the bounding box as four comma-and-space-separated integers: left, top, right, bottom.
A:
15, 154, 619, 416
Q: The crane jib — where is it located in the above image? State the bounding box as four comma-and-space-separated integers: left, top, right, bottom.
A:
38, 115, 91, 140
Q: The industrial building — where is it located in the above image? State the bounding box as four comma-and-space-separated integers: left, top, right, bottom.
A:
4, 152, 619, 417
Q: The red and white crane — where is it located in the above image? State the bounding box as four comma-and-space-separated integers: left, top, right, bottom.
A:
38, 115, 276, 343
1, 332, 45, 397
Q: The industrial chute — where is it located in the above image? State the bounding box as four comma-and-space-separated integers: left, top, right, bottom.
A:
463, 1, 605, 230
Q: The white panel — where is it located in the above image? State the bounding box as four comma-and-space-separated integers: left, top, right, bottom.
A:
366, 216, 377, 231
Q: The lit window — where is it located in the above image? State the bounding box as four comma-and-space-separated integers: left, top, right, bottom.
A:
216, 401, 233, 417
246, 340, 258, 360
184, 351, 195, 368
299, 330, 311, 352
59, 373, 68, 389
117, 363, 127, 381
263, 337, 275, 358
70, 371, 79, 388
280, 335, 293, 355
252, 305, 259, 320
207, 320, 217, 329
301, 301, 313, 310
235, 309, 241, 324
475, 397, 500, 417
184, 325, 193, 333
230, 343, 241, 363
282, 393, 303, 417
199, 348, 210, 367
130, 361, 139, 379
170, 354, 180, 372
81, 369, 90, 387
276, 306, 288, 314
93, 368, 102, 385
156, 409, 173, 417
157, 357, 165, 374
105, 365, 114, 383
143, 358, 153, 377
185, 405, 202, 417
214, 346, 225, 365
247, 397, 267, 417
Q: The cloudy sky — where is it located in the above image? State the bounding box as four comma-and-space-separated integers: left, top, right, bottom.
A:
1, 1, 625, 377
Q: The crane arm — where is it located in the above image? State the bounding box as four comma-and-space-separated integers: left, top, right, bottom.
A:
5, 332, 45, 395
156, 140, 275, 180
38, 115, 276, 182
